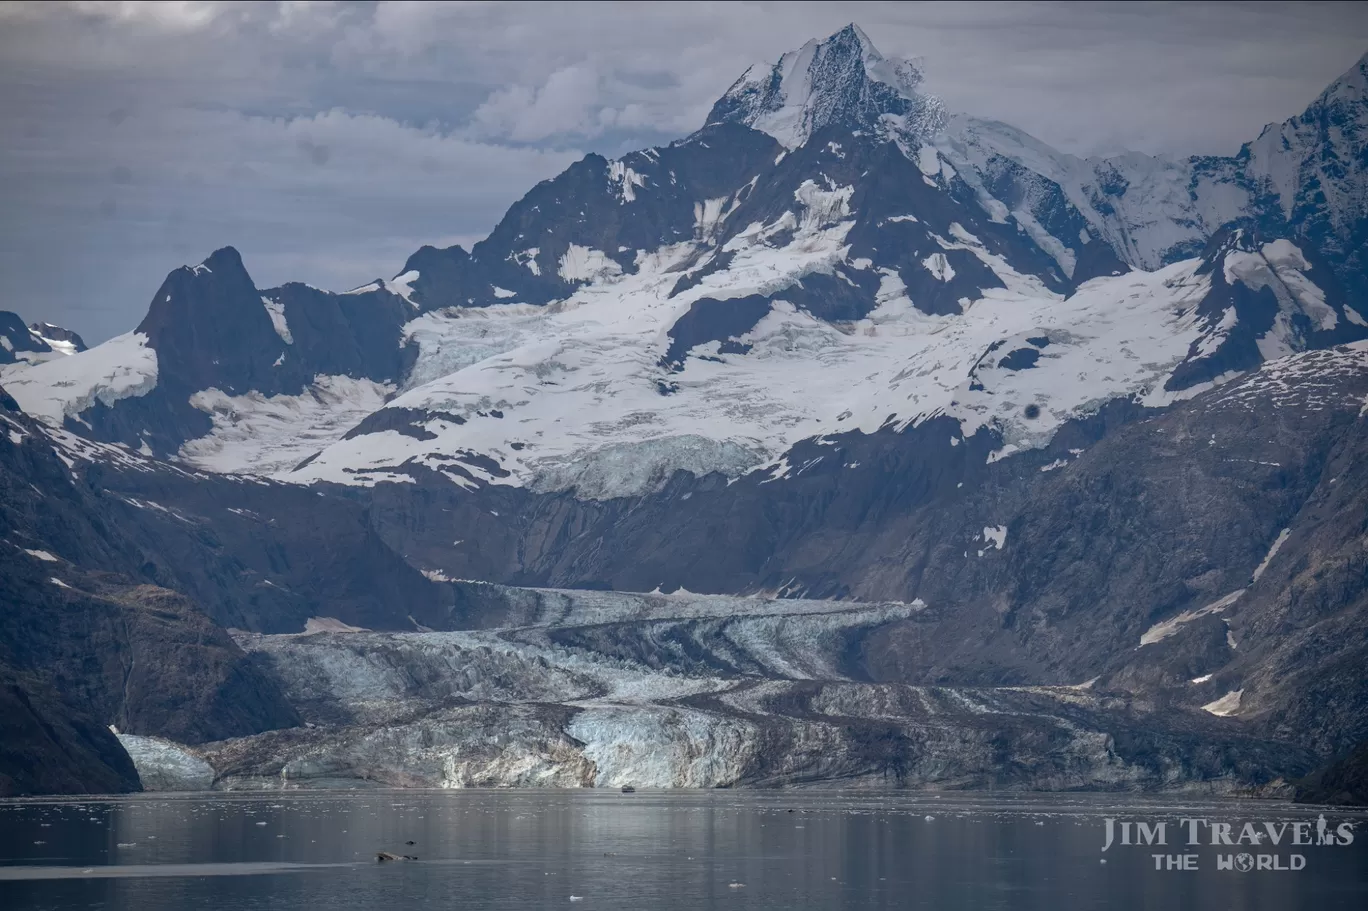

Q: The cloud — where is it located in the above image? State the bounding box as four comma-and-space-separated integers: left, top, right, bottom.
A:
0, 92, 580, 342
0, 1, 1365, 342
472, 64, 606, 141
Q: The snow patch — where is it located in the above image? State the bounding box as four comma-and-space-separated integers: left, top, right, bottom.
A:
694, 197, 734, 238
558, 245, 623, 284
793, 180, 854, 232
922, 252, 955, 282
303, 616, 370, 634
916, 145, 942, 178
1202, 690, 1242, 717
1140, 590, 1243, 647
261, 297, 292, 344
1251, 528, 1290, 582
388, 271, 420, 306
513, 248, 541, 276
179, 376, 395, 477
608, 160, 646, 203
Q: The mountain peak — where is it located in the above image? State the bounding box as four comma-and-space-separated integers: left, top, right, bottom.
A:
1322, 47, 1367, 104
705, 23, 945, 149
27, 321, 87, 353
202, 246, 246, 275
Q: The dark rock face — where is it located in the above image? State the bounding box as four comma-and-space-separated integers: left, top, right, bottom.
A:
1, 395, 299, 733
0, 663, 140, 797
400, 123, 781, 311
4, 375, 462, 638
136, 247, 286, 397
661, 295, 772, 370
0, 311, 55, 365
85, 247, 418, 454
0, 556, 301, 745
0, 389, 305, 791
265, 282, 417, 387
1245, 51, 1368, 309
28, 322, 87, 352
86, 462, 464, 634
1296, 741, 1368, 806
1166, 229, 1368, 393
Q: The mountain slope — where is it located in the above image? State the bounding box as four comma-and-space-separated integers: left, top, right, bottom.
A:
2, 25, 1368, 793
0, 312, 85, 366
6, 28, 1363, 501
941, 49, 1368, 301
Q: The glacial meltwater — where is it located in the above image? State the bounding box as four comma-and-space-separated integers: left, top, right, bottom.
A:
1, 791, 1364, 910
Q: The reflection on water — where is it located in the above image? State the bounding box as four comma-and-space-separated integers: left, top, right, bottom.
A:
0, 791, 1364, 909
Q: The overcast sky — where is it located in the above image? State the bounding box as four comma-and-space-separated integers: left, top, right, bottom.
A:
2, 1, 1366, 343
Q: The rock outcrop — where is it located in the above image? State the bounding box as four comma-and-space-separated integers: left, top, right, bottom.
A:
1295, 741, 1368, 806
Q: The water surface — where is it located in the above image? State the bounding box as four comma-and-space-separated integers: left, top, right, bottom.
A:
1, 791, 1364, 909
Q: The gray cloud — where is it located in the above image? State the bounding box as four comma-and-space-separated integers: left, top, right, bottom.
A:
1, 1, 1365, 342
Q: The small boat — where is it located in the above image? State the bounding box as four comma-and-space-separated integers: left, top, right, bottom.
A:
621, 785, 636, 793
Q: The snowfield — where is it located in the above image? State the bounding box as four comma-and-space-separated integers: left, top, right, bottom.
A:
284, 221, 1220, 497
1, 331, 157, 423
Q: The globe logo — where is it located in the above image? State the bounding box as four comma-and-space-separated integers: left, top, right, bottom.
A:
1234, 853, 1255, 872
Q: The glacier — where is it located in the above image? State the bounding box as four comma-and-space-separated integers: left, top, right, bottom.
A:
112, 584, 1308, 793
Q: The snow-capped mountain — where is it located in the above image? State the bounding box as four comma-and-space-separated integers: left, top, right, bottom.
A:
5, 24, 1368, 796
0, 312, 86, 366
941, 47, 1368, 294
10, 25, 1364, 500
706, 22, 946, 149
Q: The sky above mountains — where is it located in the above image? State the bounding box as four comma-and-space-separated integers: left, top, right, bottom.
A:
2, 1, 1366, 343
